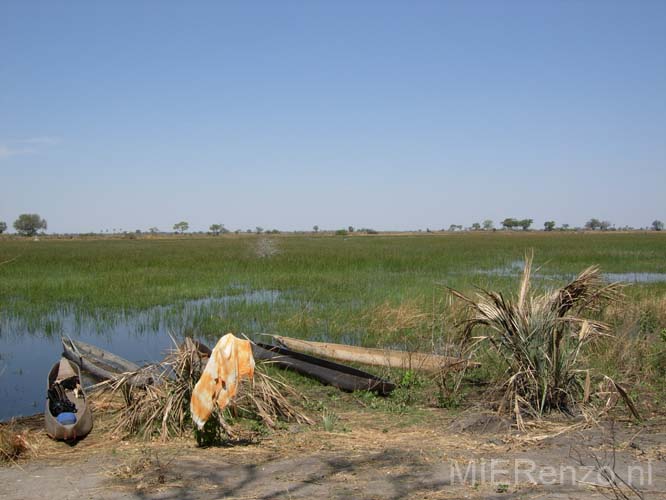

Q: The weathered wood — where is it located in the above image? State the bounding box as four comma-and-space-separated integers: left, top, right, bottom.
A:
253, 342, 395, 396
272, 335, 479, 373
61, 338, 153, 388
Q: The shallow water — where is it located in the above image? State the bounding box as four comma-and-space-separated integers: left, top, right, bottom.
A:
0, 290, 281, 420
476, 260, 666, 283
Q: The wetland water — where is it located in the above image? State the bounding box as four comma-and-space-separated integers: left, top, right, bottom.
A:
0, 290, 281, 420
476, 260, 666, 284
2, 267, 665, 421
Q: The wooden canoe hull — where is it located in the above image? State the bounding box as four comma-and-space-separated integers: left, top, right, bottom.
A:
45, 358, 93, 441
61, 338, 153, 387
253, 343, 395, 396
273, 336, 479, 373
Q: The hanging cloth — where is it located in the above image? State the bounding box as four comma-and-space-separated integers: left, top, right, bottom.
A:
190, 333, 255, 429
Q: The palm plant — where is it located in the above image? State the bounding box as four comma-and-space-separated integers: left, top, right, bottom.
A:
450, 254, 626, 419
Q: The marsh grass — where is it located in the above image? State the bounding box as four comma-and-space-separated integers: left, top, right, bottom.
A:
1, 233, 666, 417
2, 233, 665, 342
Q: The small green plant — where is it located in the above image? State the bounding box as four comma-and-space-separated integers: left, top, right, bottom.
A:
651, 328, 666, 375
194, 414, 226, 447
638, 310, 658, 335
321, 409, 339, 432
495, 483, 509, 493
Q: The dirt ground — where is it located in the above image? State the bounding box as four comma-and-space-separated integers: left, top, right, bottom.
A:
2, 406, 665, 500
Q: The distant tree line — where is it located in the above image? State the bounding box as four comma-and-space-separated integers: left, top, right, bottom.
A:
1, 214, 664, 236
501, 218, 534, 231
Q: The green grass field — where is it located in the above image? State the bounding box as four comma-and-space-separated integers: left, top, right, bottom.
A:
1, 232, 665, 343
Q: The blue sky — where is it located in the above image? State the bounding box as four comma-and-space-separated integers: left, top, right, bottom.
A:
1, 1, 664, 233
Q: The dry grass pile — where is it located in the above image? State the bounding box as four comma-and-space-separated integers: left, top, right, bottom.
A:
0, 423, 30, 462
450, 253, 639, 424
108, 338, 311, 442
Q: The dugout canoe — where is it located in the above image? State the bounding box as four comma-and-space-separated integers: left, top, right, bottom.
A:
272, 335, 479, 373
45, 358, 93, 440
61, 338, 153, 388
253, 342, 395, 395
191, 338, 395, 396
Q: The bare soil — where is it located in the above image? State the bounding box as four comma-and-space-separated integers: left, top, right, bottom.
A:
2, 407, 665, 500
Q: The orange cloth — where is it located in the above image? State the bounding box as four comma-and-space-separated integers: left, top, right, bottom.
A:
190, 333, 255, 429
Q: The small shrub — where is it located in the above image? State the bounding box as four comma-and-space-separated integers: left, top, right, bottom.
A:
450, 253, 632, 419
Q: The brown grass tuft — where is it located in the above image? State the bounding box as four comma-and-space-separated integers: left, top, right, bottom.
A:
0, 423, 30, 463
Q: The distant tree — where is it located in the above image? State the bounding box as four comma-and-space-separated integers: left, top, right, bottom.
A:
448, 224, 459, 232
14, 213, 47, 236
599, 220, 612, 231
209, 223, 224, 236
313, 225, 319, 233
0, 221, 6, 234
148, 227, 159, 234
544, 221, 556, 232
255, 226, 264, 234
482, 219, 494, 230
561, 223, 570, 231
335, 229, 348, 236
348, 226, 355, 233
652, 220, 664, 231
471, 222, 481, 231
501, 218, 517, 230
518, 219, 533, 231
173, 221, 189, 234
585, 218, 601, 231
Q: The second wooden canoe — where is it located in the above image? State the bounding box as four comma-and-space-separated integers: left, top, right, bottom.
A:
272, 335, 479, 373
61, 338, 153, 388
253, 342, 395, 395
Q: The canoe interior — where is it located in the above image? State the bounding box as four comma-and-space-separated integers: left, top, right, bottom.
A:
45, 358, 93, 440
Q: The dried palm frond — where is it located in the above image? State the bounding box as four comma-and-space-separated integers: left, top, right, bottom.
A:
450, 252, 635, 420
107, 337, 311, 441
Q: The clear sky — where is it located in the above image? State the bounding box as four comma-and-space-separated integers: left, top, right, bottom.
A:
1, 1, 665, 233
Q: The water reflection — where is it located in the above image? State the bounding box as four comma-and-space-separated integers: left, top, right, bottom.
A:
0, 290, 281, 420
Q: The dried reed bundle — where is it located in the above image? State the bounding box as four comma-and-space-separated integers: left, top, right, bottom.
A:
107, 338, 311, 441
